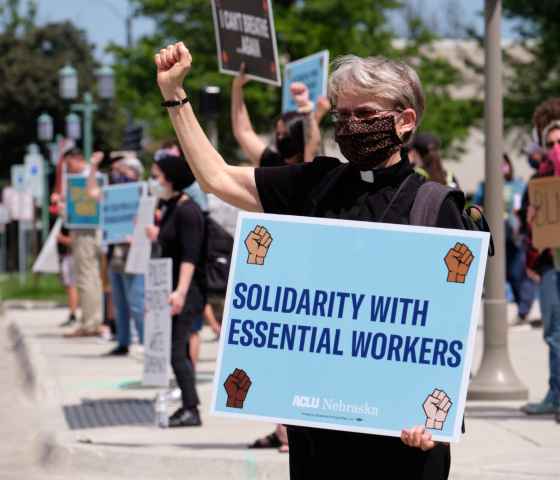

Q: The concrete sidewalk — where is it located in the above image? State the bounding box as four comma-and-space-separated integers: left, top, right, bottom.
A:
3, 306, 560, 479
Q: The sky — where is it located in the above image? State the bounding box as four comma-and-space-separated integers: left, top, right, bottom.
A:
36, 0, 520, 63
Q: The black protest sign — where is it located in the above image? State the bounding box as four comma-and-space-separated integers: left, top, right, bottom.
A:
211, 0, 281, 86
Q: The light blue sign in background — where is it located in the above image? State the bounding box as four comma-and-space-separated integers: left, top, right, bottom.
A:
101, 182, 145, 245
282, 51, 329, 113
66, 175, 105, 229
212, 213, 489, 442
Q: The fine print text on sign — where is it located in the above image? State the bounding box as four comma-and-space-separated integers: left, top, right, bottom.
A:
282, 51, 329, 113
212, 213, 490, 442
66, 174, 106, 229
528, 176, 560, 249
211, 0, 281, 86
100, 182, 145, 245
143, 258, 173, 387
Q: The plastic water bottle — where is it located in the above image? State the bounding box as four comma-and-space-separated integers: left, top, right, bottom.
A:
155, 392, 168, 428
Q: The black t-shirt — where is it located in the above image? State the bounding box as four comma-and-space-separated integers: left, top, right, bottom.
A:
259, 146, 286, 168
57, 226, 70, 256
158, 195, 207, 315
254, 153, 463, 479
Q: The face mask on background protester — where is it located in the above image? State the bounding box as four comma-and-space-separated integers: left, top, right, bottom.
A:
276, 134, 300, 159
334, 115, 403, 170
149, 178, 173, 200
548, 143, 560, 176
110, 172, 134, 184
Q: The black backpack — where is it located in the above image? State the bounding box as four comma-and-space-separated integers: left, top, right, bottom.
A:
205, 215, 234, 293
409, 180, 495, 256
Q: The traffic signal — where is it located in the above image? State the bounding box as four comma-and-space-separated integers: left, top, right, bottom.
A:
122, 125, 143, 152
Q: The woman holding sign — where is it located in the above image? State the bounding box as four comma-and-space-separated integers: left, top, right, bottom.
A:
155, 43, 465, 478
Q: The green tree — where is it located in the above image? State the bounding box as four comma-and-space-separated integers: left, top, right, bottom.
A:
113, 0, 479, 159
502, 1, 560, 128
0, 3, 125, 179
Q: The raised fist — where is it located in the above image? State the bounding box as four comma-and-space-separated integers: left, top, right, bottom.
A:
155, 42, 192, 98
224, 368, 252, 409
290, 82, 313, 113
423, 389, 452, 430
444, 243, 474, 283
245, 225, 272, 265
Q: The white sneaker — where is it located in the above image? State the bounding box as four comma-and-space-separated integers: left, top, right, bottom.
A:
130, 344, 144, 360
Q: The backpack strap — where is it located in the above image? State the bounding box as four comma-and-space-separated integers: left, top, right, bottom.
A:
410, 181, 464, 227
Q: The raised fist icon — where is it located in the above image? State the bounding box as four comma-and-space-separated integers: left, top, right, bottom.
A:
444, 243, 474, 283
423, 389, 452, 430
224, 368, 252, 409
245, 225, 273, 265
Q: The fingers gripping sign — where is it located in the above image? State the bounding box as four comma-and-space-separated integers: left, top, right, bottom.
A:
444, 243, 474, 283
245, 225, 273, 265
224, 369, 252, 409
423, 389, 452, 430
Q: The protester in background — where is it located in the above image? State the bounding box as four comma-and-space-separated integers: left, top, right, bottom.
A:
522, 98, 560, 421
146, 153, 207, 427
408, 132, 459, 188
474, 154, 532, 323
231, 64, 328, 167
156, 42, 464, 478
62, 148, 103, 338
87, 151, 146, 356
57, 226, 79, 327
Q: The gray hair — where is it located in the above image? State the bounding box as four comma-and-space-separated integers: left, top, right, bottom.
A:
329, 55, 425, 128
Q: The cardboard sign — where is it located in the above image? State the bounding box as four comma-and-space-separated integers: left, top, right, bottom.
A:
282, 51, 329, 113
211, 0, 281, 86
100, 182, 145, 245
528, 176, 560, 249
66, 174, 105, 229
125, 195, 157, 274
211, 213, 490, 442
143, 258, 173, 387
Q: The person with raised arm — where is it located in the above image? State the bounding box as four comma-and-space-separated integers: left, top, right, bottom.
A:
155, 41, 465, 479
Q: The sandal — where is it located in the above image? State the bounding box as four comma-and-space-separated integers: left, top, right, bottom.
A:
248, 432, 282, 449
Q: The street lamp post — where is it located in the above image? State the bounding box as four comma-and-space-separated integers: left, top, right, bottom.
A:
58, 64, 114, 161
468, 0, 528, 400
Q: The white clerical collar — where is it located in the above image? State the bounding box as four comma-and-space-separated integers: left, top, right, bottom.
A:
360, 170, 375, 183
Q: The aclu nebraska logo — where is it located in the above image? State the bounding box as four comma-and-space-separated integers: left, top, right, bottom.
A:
292, 395, 378, 417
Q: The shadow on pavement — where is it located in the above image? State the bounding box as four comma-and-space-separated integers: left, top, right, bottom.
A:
465, 406, 555, 421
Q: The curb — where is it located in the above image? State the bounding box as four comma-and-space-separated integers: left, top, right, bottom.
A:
3, 312, 289, 480
3, 300, 66, 310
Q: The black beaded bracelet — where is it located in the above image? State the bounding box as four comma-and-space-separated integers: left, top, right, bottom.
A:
161, 97, 189, 108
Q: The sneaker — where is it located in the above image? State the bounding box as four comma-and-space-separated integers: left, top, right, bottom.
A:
59, 314, 77, 328
130, 345, 144, 360
521, 400, 558, 415
104, 345, 129, 356
169, 406, 185, 420
169, 407, 202, 427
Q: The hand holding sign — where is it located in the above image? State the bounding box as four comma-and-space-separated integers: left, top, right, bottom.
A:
233, 63, 251, 89
224, 369, 252, 408
155, 42, 192, 98
290, 82, 313, 113
444, 243, 474, 283
423, 389, 452, 430
245, 225, 272, 265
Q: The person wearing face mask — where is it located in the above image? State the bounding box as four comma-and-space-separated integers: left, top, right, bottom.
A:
522, 98, 560, 422
145, 153, 207, 427
231, 63, 330, 167
87, 151, 146, 356
155, 44, 468, 479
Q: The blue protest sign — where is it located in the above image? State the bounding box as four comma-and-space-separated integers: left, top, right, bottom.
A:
100, 182, 145, 245
211, 213, 489, 442
66, 174, 105, 229
282, 51, 329, 113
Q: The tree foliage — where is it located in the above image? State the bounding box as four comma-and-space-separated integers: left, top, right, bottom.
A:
502, 0, 560, 129
0, 0, 125, 179
113, 0, 480, 159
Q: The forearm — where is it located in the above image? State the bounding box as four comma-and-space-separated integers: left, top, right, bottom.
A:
86, 166, 101, 200
230, 84, 265, 165
176, 262, 195, 296
304, 112, 321, 163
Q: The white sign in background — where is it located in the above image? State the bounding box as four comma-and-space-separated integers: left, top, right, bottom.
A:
143, 258, 173, 387
125, 195, 157, 274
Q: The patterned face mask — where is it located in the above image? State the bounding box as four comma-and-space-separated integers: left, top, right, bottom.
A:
334, 115, 403, 170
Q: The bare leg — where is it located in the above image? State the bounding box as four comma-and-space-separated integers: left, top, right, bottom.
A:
68, 286, 78, 314
189, 332, 200, 371
204, 303, 221, 336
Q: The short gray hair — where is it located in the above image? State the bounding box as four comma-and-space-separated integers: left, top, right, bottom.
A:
329, 55, 425, 127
